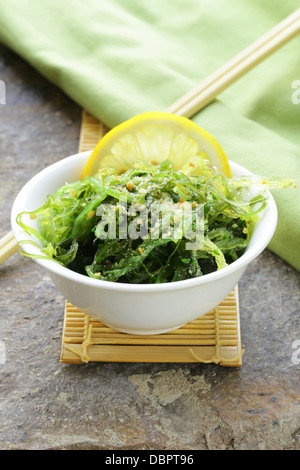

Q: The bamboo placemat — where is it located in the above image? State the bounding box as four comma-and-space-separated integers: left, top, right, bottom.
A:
78, 109, 109, 152
60, 286, 243, 366
60, 110, 244, 367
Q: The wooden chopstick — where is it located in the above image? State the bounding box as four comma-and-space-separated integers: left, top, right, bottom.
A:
1, 9, 299, 265
0, 231, 18, 264
166, 8, 300, 117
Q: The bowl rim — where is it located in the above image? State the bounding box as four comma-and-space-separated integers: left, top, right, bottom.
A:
11, 151, 278, 293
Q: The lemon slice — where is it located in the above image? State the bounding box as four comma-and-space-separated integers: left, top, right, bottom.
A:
81, 112, 232, 179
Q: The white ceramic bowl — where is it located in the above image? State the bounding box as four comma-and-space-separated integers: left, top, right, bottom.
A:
11, 151, 277, 335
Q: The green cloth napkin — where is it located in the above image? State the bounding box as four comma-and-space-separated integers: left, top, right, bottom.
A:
0, 0, 299, 269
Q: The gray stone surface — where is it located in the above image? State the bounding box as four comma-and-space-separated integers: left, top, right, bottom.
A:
0, 46, 299, 450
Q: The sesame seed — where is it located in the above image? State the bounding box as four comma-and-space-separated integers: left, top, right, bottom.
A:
126, 181, 134, 191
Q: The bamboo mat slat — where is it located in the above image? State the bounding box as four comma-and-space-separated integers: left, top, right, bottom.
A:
60, 111, 244, 367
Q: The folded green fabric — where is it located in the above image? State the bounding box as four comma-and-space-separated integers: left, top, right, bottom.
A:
0, 0, 299, 269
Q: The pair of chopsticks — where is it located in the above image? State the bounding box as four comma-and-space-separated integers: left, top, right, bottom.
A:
0, 8, 299, 265
166, 7, 300, 116
0, 231, 18, 264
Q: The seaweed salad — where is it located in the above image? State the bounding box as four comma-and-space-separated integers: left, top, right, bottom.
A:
16, 155, 293, 284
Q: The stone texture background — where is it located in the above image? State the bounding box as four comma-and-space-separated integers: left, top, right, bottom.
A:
0, 45, 299, 450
